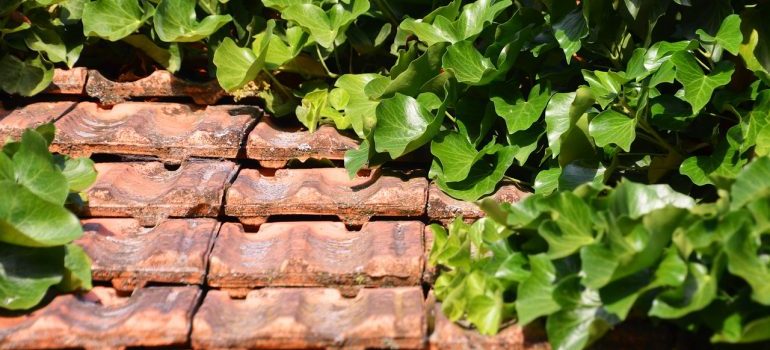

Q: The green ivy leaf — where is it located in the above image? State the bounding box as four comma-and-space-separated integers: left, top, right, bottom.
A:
122, 35, 181, 72
213, 21, 272, 92
588, 109, 636, 152
696, 14, 742, 55
545, 87, 595, 157
82, 0, 154, 41
334, 74, 381, 137
552, 7, 588, 63
0, 55, 53, 96
61, 157, 97, 193
281, 0, 369, 49
547, 277, 616, 350
516, 254, 561, 325
671, 51, 734, 113
0, 243, 64, 310
373, 93, 445, 158
731, 157, 770, 210
0, 182, 83, 247
59, 243, 92, 291
434, 145, 517, 201
492, 84, 551, 134
649, 262, 718, 318
153, 0, 232, 42
13, 129, 69, 205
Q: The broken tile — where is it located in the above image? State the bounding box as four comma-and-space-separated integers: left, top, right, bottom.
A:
208, 221, 424, 290
0, 286, 200, 349
225, 168, 428, 226
84, 161, 237, 226
45, 68, 88, 94
77, 218, 219, 291
0, 102, 75, 142
192, 288, 426, 349
85, 70, 227, 105
427, 183, 529, 223
52, 102, 260, 162
245, 117, 358, 168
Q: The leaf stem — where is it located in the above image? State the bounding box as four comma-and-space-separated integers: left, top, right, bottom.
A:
316, 45, 338, 78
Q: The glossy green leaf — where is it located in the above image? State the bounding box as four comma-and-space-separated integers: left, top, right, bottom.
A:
373, 93, 445, 158
671, 52, 734, 113
696, 14, 742, 55
0, 243, 64, 310
82, 0, 154, 41
153, 0, 232, 42
0, 55, 53, 97
588, 109, 636, 152
492, 85, 551, 134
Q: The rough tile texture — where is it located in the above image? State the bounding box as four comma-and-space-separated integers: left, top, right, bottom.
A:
0, 286, 201, 349
192, 288, 426, 349
226, 168, 428, 226
246, 117, 358, 168
85, 70, 227, 105
427, 183, 529, 223
77, 218, 220, 291
0, 102, 75, 142
52, 102, 260, 162
208, 221, 424, 290
84, 161, 238, 226
45, 68, 88, 94
430, 304, 549, 350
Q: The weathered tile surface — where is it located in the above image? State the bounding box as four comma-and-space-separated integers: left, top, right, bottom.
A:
0, 286, 201, 349
52, 102, 260, 162
85, 70, 227, 105
430, 304, 549, 350
77, 218, 219, 291
45, 68, 88, 94
226, 168, 428, 226
208, 221, 424, 290
0, 102, 75, 142
427, 183, 529, 223
246, 117, 358, 168
192, 288, 426, 349
84, 161, 237, 226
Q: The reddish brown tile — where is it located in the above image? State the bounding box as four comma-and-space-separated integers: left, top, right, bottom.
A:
429, 303, 549, 350
208, 221, 424, 290
85, 70, 227, 105
76, 218, 219, 291
0, 102, 75, 142
245, 117, 359, 168
0, 286, 201, 349
427, 183, 529, 224
225, 168, 428, 226
45, 68, 88, 94
192, 287, 426, 349
84, 161, 237, 226
52, 102, 260, 162
423, 225, 437, 284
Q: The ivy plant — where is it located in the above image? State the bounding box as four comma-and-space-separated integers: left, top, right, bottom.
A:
430, 157, 770, 349
0, 125, 97, 310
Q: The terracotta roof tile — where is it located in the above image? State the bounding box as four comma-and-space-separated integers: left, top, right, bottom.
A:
84, 161, 238, 226
208, 221, 424, 291
52, 102, 260, 162
226, 168, 428, 226
45, 68, 88, 95
427, 183, 529, 223
0, 286, 201, 349
77, 218, 220, 291
192, 287, 426, 349
0, 102, 75, 142
85, 70, 226, 105
245, 117, 359, 168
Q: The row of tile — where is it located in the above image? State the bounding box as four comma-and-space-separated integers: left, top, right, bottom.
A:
46, 68, 226, 105
81, 161, 526, 226
79, 218, 426, 292
0, 285, 677, 349
0, 101, 356, 166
